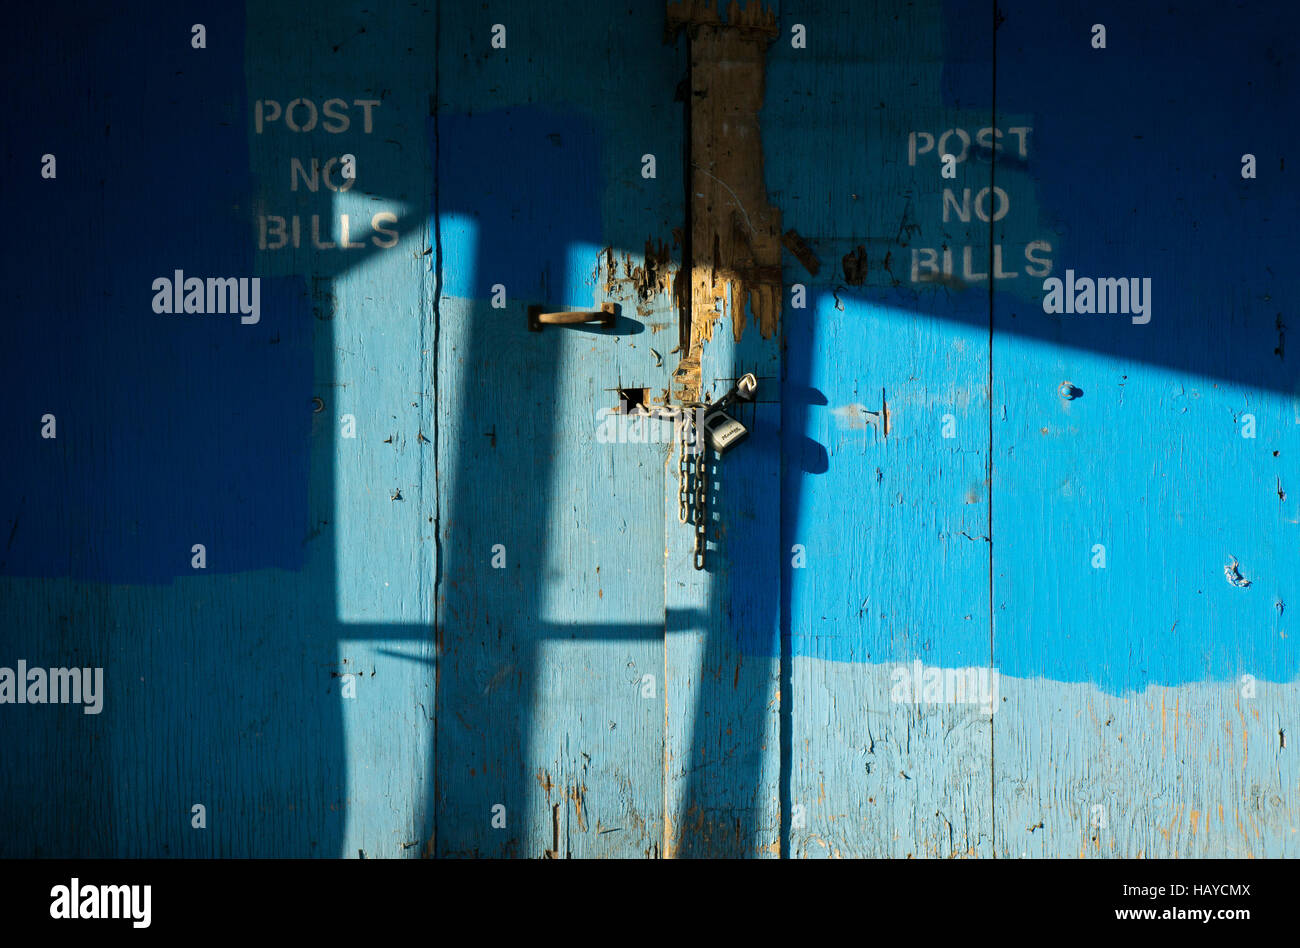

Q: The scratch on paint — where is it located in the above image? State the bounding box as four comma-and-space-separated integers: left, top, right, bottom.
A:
781, 228, 820, 275
860, 391, 891, 438
1224, 555, 1252, 588
566, 783, 588, 833
483, 662, 516, 696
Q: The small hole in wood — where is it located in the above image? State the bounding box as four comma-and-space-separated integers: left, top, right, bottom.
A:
617, 387, 648, 413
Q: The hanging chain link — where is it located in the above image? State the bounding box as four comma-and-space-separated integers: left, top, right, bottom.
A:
678, 415, 692, 525
670, 402, 710, 570
667, 375, 756, 572
692, 433, 708, 570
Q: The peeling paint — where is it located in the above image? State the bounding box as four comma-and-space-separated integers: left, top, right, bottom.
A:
667, 0, 782, 401
629, 237, 676, 302
1224, 555, 1252, 588
842, 244, 868, 285
832, 403, 871, 430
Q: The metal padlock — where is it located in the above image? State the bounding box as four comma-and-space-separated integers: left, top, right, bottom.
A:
702, 408, 748, 453
700, 372, 758, 454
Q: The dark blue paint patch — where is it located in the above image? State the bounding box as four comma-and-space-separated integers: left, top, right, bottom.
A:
0, 1, 311, 582
939, 0, 995, 109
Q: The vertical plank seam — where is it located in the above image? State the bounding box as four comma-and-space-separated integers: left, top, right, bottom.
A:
987, 0, 999, 858
664, 23, 695, 862
427, 0, 444, 860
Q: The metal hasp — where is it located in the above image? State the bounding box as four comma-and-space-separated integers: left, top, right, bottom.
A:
527, 301, 617, 331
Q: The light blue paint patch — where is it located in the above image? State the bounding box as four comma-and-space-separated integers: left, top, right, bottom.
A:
564, 241, 607, 307
432, 66, 672, 852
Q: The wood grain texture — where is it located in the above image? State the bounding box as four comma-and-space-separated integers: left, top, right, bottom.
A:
432, 0, 683, 856
770, 0, 996, 857
663, 0, 783, 857
243, 2, 440, 859
996, 678, 1299, 858
990, 0, 1300, 857
2, 0, 1296, 860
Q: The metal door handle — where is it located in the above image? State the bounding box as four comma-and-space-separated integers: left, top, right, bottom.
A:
528, 302, 617, 332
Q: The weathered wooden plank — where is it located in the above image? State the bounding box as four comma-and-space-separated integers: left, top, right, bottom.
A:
662, 0, 784, 858
996, 678, 1300, 857
3, 0, 1296, 863
433, 2, 683, 856
768, 0, 997, 857
0, 0, 445, 857
243, 0, 442, 860
990, 1, 1300, 857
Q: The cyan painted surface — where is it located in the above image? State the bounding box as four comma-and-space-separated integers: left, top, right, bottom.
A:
769, 0, 998, 857
771, 0, 1298, 856
988, 1, 1299, 857
989, 4, 1299, 690
0, 0, 1295, 858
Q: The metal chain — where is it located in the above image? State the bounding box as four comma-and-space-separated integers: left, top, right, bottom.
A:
655, 397, 711, 569
670, 403, 709, 569
668, 378, 756, 571
692, 440, 708, 570
677, 416, 692, 525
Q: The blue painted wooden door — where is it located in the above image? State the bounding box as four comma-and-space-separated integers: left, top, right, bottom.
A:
434, 2, 786, 858
430, 4, 686, 857
1, 0, 1296, 859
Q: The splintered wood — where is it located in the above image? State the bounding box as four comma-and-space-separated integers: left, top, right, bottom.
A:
667, 0, 782, 402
